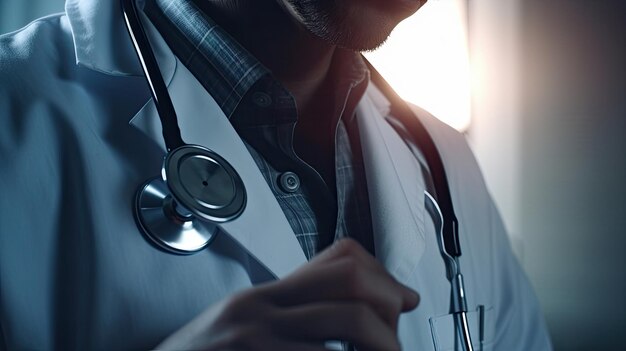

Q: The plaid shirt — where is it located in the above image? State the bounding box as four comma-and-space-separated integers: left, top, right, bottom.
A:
145, 0, 374, 260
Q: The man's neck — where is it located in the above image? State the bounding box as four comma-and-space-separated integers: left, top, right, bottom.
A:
194, 0, 337, 113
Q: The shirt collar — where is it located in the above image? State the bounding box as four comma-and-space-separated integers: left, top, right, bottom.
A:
330, 49, 371, 123
144, 0, 270, 118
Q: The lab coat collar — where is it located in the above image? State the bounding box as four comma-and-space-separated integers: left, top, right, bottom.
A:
356, 83, 427, 282
65, 0, 176, 81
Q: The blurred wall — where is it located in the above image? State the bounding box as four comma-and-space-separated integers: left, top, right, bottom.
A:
519, 1, 626, 349
0, 0, 65, 34
470, 1, 626, 350
468, 0, 524, 248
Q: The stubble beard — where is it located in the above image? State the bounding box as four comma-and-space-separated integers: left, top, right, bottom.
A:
282, 0, 396, 52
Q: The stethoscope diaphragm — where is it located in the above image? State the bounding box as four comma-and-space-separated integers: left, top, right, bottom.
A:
163, 145, 246, 223
135, 145, 246, 254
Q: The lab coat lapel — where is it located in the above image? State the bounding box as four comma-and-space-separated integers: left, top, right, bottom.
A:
356, 84, 427, 282
127, 12, 307, 280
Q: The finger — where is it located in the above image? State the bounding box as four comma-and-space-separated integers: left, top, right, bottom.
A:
311, 239, 420, 311
275, 302, 401, 351
263, 246, 419, 327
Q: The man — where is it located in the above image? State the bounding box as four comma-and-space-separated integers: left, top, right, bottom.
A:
0, 0, 552, 349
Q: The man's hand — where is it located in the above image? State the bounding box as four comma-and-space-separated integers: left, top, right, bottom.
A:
157, 238, 420, 351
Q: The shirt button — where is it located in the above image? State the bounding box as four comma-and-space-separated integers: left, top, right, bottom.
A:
279, 172, 300, 193
252, 92, 272, 107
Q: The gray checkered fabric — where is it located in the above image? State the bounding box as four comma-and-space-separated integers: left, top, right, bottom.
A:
143, 0, 269, 117
145, 0, 374, 260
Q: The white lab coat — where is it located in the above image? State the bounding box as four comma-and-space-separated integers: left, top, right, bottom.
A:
0, 0, 552, 350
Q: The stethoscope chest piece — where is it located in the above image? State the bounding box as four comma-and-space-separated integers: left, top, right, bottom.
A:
123, 0, 246, 254
135, 145, 246, 254
164, 145, 246, 222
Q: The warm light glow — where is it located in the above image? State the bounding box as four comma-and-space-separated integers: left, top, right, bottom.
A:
364, 0, 471, 132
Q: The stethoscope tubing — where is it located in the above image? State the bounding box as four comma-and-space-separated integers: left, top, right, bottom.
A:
121, 0, 184, 151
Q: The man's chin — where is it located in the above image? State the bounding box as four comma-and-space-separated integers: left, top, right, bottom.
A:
283, 0, 423, 52
332, 26, 395, 52
311, 14, 399, 52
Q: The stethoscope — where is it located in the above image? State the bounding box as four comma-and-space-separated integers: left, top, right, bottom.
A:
122, 0, 246, 254
121, 0, 474, 349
